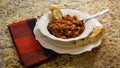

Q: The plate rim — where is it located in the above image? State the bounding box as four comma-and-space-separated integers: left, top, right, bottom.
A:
34, 26, 102, 55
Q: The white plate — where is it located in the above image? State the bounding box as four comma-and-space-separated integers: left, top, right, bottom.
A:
34, 25, 102, 55
33, 9, 103, 55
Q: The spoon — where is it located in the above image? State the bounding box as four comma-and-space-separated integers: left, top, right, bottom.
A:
82, 9, 109, 22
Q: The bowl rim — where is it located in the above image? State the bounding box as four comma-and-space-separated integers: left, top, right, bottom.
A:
37, 9, 96, 42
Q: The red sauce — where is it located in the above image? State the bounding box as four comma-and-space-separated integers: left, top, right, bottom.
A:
47, 15, 85, 39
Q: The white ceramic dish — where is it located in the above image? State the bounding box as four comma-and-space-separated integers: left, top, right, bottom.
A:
34, 9, 103, 55
37, 9, 99, 42
33, 22, 102, 55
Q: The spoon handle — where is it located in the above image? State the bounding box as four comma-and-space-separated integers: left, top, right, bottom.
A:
83, 9, 109, 21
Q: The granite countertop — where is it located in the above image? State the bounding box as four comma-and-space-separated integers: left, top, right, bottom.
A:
0, 0, 120, 68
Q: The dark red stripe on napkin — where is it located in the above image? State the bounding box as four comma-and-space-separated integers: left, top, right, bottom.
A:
8, 18, 57, 68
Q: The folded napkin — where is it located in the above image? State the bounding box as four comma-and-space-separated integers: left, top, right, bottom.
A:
8, 18, 58, 68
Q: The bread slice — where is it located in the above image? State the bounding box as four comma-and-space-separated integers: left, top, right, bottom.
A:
50, 4, 63, 20
75, 26, 105, 46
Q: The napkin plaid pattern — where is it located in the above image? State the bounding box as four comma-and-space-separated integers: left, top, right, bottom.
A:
8, 18, 58, 68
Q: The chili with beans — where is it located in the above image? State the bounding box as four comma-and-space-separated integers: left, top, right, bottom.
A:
47, 15, 85, 39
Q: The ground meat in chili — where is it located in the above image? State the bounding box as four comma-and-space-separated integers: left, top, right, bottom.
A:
47, 15, 85, 39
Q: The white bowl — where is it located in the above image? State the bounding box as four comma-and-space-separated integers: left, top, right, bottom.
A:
37, 9, 96, 42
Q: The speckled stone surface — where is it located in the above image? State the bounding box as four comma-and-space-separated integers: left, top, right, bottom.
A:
0, 0, 120, 68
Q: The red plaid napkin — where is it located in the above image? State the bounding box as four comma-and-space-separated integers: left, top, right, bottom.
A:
8, 18, 58, 68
